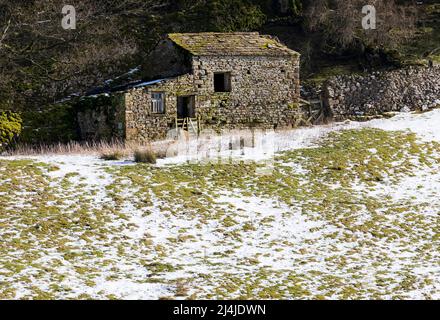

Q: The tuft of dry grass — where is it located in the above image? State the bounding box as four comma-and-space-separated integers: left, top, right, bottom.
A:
100, 150, 126, 161
174, 281, 189, 297
134, 148, 157, 164
2, 140, 129, 157
2, 139, 173, 161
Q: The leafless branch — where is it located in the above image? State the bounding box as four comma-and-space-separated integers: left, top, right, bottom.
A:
0, 18, 11, 50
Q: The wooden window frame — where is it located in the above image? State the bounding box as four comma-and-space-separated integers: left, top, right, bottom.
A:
151, 92, 165, 114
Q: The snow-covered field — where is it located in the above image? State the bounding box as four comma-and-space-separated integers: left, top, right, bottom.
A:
0, 110, 439, 300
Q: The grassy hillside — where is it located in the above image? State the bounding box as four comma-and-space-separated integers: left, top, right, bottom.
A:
1, 120, 439, 299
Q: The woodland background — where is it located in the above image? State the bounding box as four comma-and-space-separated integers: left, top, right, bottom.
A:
0, 0, 438, 145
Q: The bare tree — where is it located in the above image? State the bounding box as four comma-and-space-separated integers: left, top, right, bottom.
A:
0, 0, 163, 110
303, 0, 417, 50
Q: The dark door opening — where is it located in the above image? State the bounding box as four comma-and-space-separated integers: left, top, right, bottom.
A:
177, 95, 195, 118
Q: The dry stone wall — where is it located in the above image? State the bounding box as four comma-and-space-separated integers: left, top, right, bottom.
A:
323, 67, 440, 120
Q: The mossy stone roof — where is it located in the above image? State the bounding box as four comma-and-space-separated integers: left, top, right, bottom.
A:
168, 32, 299, 57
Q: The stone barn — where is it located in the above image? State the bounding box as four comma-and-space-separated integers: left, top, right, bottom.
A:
77, 32, 302, 142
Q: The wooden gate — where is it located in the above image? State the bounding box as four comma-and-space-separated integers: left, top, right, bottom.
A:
174, 116, 203, 137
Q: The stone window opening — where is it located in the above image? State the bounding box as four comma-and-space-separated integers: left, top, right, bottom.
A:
214, 72, 232, 92
151, 92, 165, 114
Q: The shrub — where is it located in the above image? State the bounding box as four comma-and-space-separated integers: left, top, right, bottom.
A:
0, 111, 22, 151
20, 103, 78, 144
134, 149, 157, 164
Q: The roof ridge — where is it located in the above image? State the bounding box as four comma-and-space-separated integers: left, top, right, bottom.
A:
168, 32, 260, 35
167, 32, 299, 57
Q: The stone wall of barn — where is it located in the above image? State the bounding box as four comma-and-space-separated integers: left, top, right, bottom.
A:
123, 54, 305, 142
323, 66, 440, 120
191, 55, 301, 129
76, 94, 126, 141
124, 74, 196, 142
79, 63, 440, 143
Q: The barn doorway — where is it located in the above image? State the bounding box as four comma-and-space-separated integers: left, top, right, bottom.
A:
177, 95, 195, 118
